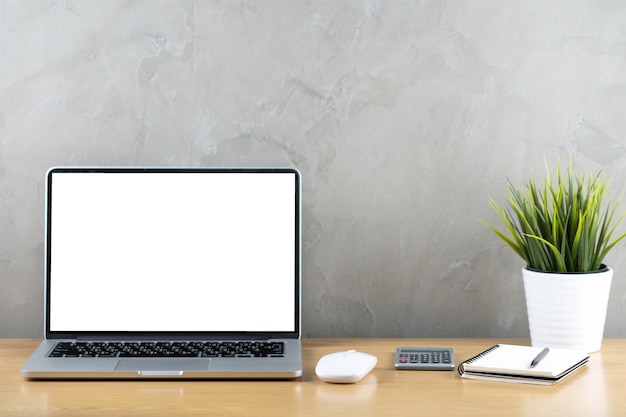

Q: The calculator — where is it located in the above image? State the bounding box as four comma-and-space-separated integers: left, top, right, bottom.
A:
394, 347, 455, 370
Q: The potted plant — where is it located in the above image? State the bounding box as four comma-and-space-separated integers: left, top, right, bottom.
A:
482, 157, 626, 352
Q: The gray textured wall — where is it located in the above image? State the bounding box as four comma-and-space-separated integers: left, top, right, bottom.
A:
2, 0, 626, 338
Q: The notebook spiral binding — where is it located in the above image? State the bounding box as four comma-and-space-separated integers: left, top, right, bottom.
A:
457, 344, 501, 375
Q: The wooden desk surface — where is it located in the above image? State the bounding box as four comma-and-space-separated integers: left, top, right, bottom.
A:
1, 338, 624, 416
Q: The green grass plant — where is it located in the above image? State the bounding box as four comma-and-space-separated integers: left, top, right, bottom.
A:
482, 157, 626, 273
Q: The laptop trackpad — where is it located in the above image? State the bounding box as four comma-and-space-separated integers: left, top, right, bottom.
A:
115, 358, 211, 372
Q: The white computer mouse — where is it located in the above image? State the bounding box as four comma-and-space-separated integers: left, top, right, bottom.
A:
315, 350, 377, 383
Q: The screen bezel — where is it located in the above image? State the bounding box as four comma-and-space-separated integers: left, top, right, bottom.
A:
44, 167, 301, 341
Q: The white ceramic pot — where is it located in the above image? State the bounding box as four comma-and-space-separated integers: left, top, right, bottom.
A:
522, 266, 613, 353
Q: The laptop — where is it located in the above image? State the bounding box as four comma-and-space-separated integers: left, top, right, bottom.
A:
21, 167, 302, 379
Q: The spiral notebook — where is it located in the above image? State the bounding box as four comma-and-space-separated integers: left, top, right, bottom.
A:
458, 344, 589, 385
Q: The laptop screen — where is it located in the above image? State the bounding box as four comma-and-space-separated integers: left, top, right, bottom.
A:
46, 168, 300, 336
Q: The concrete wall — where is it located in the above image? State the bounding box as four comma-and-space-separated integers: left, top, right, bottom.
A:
2, 0, 626, 338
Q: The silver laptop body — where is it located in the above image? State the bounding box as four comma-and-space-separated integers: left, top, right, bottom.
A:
21, 167, 302, 379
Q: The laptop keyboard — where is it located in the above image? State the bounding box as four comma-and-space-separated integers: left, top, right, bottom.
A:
48, 341, 285, 358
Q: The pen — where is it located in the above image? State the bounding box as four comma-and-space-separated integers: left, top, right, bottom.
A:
529, 347, 550, 368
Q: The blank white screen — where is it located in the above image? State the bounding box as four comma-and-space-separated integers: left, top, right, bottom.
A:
49, 171, 297, 332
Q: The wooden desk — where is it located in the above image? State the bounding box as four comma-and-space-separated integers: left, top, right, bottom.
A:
1, 338, 624, 416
